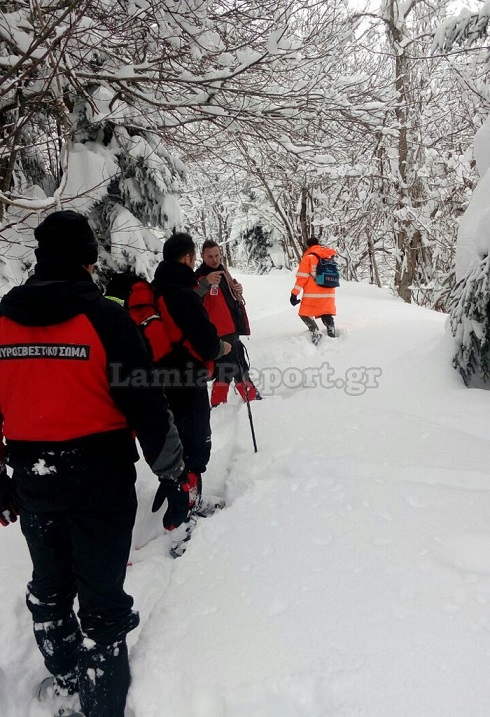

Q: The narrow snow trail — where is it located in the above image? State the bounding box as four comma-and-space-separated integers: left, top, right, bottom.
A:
127, 275, 490, 717
2, 274, 490, 716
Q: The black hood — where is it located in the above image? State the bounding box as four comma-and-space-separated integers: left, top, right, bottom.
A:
0, 261, 102, 326
153, 260, 197, 292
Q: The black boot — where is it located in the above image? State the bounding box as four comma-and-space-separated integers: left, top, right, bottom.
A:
311, 331, 323, 346
301, 316, 322, 344
31, 608, 83, 690
78, 639, 130, 717
322, 315, 336, 338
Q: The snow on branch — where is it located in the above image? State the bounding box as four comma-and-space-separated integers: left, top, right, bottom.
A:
433, 5, 490, 52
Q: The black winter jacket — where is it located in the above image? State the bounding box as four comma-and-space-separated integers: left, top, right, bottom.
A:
152, 261, 223, 375
0, 261, 182, 511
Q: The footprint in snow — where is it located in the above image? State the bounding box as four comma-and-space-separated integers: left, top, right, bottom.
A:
432, 533, 490, 575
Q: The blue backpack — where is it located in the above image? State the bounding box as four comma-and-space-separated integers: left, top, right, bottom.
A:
311, 253, 340, 288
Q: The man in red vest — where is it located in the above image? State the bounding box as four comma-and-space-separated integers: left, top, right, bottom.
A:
195, 240, 260, 407
0, 211, 184, 717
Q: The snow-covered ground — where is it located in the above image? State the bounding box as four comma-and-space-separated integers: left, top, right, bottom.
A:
3, 272, 490, 716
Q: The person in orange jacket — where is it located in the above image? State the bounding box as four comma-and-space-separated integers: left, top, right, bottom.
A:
290, 238, 337, 345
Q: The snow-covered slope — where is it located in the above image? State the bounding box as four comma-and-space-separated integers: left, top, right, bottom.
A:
3, 273, 490, 717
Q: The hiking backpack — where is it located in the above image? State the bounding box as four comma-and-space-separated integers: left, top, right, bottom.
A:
127, 280, 173, 364
311, 253, 340, 288
105, 273, 213, 374
105, 273, 173, 363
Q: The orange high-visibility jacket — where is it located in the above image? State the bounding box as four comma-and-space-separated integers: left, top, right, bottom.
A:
292, 245, 337, 317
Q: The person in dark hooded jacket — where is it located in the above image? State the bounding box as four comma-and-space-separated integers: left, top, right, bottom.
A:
0, 210, 185, 717
152, 233, 231, 511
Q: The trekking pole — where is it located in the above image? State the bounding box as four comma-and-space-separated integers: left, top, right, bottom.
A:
235, 341, 258, 453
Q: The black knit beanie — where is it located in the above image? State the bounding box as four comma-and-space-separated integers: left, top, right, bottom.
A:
34, 210, 98, 265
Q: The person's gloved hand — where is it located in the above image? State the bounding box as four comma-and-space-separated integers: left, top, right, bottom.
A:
290, 293, 301, 306
151, 469, 200, 530
0, 468, 18, 527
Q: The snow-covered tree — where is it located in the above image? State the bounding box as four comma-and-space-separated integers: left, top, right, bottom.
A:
228, 188, 280, 273
179, 158, 242, 267
1, 0, 483, 298
179, 1, 480, 301
2, 0, 354, 286
433, 5, 490, 52
448, 117, 490, 386
433, 4, 490, 384
362, 0, 478, 304
180, 1, 379, 274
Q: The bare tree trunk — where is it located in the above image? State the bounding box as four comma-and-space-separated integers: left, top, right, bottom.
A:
394, 46, 410, 304
299, 186, 309, 246
367, 231, 382, 286
382, 0, 428, 303
224, 240, 232, 267
217, 213, 233, 267
200, 209, 207, 241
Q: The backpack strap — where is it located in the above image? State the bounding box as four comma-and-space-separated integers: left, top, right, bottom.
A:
309, 251, 335, 260
307, 252, 321, 278
105, 295, 125, 307
138, 313, 161, 328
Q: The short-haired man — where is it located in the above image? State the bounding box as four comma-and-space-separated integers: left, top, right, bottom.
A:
152, 233, 231, 512
195, 240, 260, 407
0, 210, 184, 717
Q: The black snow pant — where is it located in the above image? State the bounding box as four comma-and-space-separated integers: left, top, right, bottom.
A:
165, 382, 211, 475
214, 333, 251, 384
19, 465, 138, 717
301, 315, 335, 335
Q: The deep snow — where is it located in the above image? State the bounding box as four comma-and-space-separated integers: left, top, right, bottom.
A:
2, 272, 490, 716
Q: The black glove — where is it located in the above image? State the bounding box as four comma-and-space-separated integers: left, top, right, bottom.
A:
0, 468, 18, 527
290, 293, 300, 306
151, 470, 200, 530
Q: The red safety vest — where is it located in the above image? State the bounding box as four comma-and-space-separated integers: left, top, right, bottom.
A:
0, 314, 128, 441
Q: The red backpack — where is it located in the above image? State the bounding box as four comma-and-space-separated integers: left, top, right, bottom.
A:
126, 279, 214, 377
106, 274, 213, 373
126, 280, 173, 364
